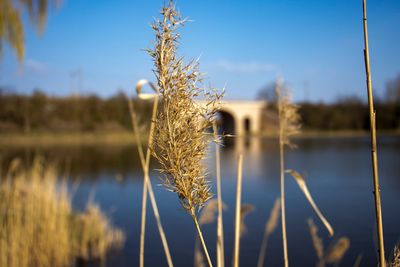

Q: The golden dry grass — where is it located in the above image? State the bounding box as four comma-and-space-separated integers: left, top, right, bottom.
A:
0, 158, 124, 267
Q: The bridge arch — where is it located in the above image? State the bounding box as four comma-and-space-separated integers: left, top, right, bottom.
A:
197, 100, 267, 137
244, 117, 251, 134
217, 110, 236, 135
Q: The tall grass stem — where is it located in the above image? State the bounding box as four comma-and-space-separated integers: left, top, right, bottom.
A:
139, 174, 148, 267
192, 212, 213, 267
128, 94, 173, 267
213, 122, 225, 267
362, 0, 386, 265
280, 128, 288, 267
233, 154, 243, 267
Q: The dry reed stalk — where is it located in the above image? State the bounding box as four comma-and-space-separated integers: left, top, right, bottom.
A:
195, 199, 227, 267
257, 198, 281, 267
213, 122, 225, 267
233, 154, 243, 267
138, 167, 148, 267
193, 214, 213, 267
194, 199, 218, 266
128, 80, 173, 267
276, 78, 300, 267
148, 2, 222, 267
361, 0, 386, 265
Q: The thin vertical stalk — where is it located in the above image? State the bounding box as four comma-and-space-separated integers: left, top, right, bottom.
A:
280, 125, 288, 267
139, 173, 148, 267
233, 154, 243, 267
362, 0, 385, 265
146, 173, 173, 267
213, 122, 225, 267
192, 211, 213, 267
128, 95, 173, 267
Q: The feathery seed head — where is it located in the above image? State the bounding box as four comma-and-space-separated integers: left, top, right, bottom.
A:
149, 1, 222, 215
276, 78, 301, 148
389, 246, 400, 267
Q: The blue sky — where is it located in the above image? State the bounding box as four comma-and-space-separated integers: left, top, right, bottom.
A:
1, 0, 400, 102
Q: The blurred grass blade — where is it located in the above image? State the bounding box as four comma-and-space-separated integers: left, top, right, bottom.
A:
353, 253, 363, 267
257, 198, 281, 267
199, 198, 227, 226
307, 218, 325, 267
325, 237, 350, 264
240, 204, 255, 237
285, 169, 334, 236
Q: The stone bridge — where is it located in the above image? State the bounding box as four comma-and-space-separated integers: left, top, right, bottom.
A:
196, 100, 267, 136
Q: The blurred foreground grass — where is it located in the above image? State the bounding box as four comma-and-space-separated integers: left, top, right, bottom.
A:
0, 158, 125, 267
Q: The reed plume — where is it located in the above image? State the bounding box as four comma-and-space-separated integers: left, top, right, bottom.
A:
389, 246, 400, 267
149, 1, 221, 266
276, 78, 300, 267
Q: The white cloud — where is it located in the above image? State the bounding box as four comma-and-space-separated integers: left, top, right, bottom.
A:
215, 60, 277, 73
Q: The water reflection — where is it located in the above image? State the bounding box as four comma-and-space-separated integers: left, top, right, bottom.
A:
1, 136, 399, 266
0, 145, 143, 180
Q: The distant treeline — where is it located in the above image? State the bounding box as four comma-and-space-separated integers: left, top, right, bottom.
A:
0, 90, 152, 133
298, 99, 400, 131
0, 89, 399, 133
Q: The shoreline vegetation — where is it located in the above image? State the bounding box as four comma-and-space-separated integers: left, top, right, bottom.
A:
1, 130, 399, 147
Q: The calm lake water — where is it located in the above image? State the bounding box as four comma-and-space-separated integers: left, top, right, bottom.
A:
1, 136, 400, 266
